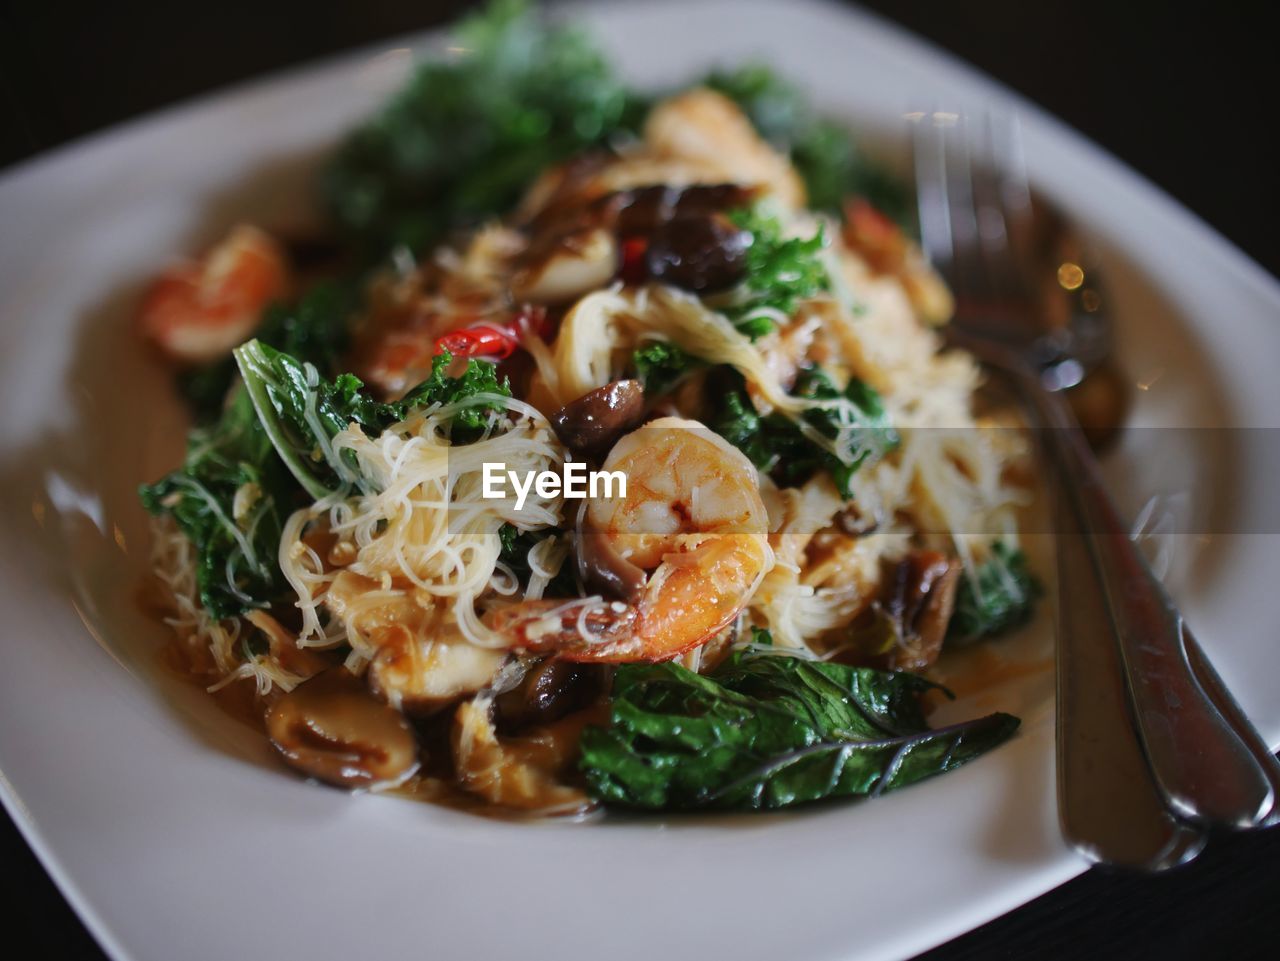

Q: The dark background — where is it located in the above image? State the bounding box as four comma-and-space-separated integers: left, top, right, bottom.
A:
1, 1, 1276, 958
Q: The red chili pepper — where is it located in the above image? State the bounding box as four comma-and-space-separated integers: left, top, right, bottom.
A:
432, 306, 549, 360
619, 236, 649, 284
433, 326, 517, 359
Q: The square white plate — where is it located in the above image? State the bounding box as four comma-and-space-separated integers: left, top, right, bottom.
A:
2, 3, 1278, 960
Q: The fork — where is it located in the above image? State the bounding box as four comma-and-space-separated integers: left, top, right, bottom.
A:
910, 108, 1280, 869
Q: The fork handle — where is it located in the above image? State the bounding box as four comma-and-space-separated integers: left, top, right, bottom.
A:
1024, 369, 1278, 828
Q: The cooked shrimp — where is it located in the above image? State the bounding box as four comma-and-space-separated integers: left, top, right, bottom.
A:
486, 417, 773, 662
138, 224, 289, 363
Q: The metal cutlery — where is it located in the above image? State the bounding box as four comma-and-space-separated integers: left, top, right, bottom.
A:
910, 107, 1280, 868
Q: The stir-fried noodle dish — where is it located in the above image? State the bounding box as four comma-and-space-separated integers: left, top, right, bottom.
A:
139, 1, 1039, 816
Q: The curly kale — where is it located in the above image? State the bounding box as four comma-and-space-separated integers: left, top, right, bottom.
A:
234, 340, 509, 499
580, 645, 1019, 810
709, 367, 898, 497
139, 388, 294, 618
948, 541, 1040, 643
725, 206, 830, 339
141, 342, 511, 619
322, 0, 643, 257
632, 340, 705, 396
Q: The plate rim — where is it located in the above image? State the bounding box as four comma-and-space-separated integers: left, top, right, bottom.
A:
1, 3, 1278, 961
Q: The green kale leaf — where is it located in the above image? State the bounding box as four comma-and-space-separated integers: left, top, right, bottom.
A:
791, 367, 899, 495
322, 0, 643, 257
725, 206, 830, 338
708, 367, 898, 497
580, 646, 1019, 810
138, 388, 293, 619
632, 340, 705, 396
948, 541, 1040, 643
141, 339, 510, 618
234, 339, 510, 500
397, 348, 511, 439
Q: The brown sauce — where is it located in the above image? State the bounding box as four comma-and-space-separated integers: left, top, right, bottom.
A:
927, 645, 1054, 701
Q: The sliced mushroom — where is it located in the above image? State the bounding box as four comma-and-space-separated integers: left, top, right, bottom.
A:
644, 211, 752, 292
912, 561, 962, 665
550, 379, 646, 454
576, 522, 647, 601
882, 551, 961, 671
494, 658, 603, 733
510, 227, 618, 304
366, 626, 506, 716
264, 667, 419, 789
612, 183, 755, 235
845, 551, 961, 672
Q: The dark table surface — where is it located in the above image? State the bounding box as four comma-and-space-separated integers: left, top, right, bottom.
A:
1, 1, 1277, 958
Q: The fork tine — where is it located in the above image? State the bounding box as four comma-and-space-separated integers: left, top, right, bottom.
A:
911, 109, 956, 279
913, 104, 1040, 342
979, 112, 1034, 303
912, 109, 985, 301
942, 112, 986, 296
970, 113, 1018, 303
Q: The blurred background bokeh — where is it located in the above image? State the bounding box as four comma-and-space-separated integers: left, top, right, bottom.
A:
2, 0, 1276, 275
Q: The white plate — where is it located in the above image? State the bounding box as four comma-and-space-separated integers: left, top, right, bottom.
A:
2, 2, 1278, 960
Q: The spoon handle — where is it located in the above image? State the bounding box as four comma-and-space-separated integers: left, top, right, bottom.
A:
1032, 378, 1278, 828
1052, 473, 1206, 867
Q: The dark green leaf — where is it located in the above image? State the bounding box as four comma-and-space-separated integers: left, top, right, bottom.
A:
632, 340, 704, 396
791, 367, 899, 495
708, 381, 772, 467
322, 0, 643, 257
724, 206, 829, 338
142, 337, 511, 616
948, 541, 1040, 643
708, 367, 897, 497
397, 348, 511, 440
139, 388, 293, 618
580, 649, 1019, 810
234, 340, 510, 499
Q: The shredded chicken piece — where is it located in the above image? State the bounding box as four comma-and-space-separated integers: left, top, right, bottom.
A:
452, 698, 593, 816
